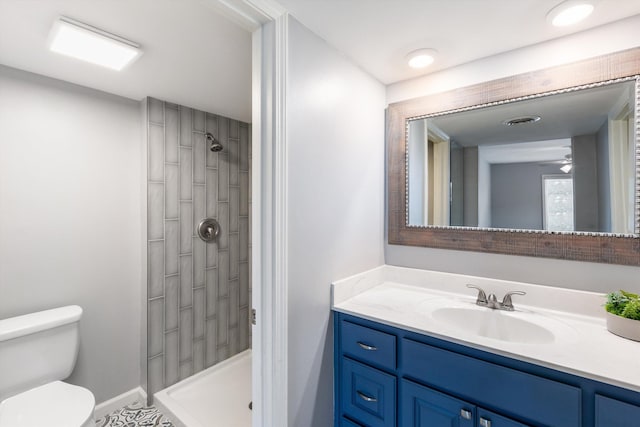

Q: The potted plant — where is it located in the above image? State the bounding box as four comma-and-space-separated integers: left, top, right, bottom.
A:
605, 290, 640, 342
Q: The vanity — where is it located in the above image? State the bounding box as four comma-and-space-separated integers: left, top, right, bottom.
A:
332, 266, 640, 427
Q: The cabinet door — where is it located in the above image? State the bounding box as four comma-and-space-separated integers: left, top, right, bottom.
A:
595, 394, 640, 427
401, 379, 474, 427
477, 408, 530, 427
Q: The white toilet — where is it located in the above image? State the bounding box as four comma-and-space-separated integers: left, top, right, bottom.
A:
0, 305, 96, 427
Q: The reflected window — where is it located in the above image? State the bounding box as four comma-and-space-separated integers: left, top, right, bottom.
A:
543, 175, 574, 231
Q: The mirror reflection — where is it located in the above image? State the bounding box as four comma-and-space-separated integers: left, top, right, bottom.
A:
407, 80, 637, 235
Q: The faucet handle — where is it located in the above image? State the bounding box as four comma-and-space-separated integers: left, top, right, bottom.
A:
500, 291, 526, 311
466, 284, 488, 305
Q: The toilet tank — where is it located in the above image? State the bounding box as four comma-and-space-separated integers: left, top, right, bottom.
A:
0, 305, 82, 401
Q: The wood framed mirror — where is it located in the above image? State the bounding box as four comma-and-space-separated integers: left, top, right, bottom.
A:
387, 48, 640, 265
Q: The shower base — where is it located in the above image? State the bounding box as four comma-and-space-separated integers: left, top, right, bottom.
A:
154, 350, 251, 427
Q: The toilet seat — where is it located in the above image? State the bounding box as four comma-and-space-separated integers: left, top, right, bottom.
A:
0, 381, 95, 427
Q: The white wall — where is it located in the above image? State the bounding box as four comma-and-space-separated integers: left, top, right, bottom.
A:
286, 16, 386, 426
0, 65, 142, 404
385, 17, 640, 294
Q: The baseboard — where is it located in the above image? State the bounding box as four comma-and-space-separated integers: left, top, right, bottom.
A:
94, 386, 147, 419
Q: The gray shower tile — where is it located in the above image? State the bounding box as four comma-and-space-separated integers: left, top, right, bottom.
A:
205, 318, 218, 367
239, 172, 249, 217
229, 139, 239, 186
193, 110, 205, 132
217, 345, 229, 362
217, 202, 229, 250
148, 98, 164, 124
206, 169, 218, 216
179, 360, 193, 381
193, 237, 205, 287
179, 308, 193, 362
148, 183, 164, 240
207, 151, 219, 170
165, 275, 179, 331
164, 220, 179, 276
206, 238, 218, 268
149, 298, 164, 358
229, 279, 239, 328
193, 133, 206, 184
229, 233, 239, 280
218, 116, 229, 143
239, 307, 249, 350
180, 147, 192, 200
206, 113, 218, 135
229, 119, 239, 139
239, 217, 248, 262
148, 241, 164, 299
193, 287, 205, 340
193, 185, 205, 232
165, 106, 179, 164
229, 187, 239, 233
246, 124, 252, 157
180, 106, 192, 147
218, 251, 229, 298
228, 326, 239, 356
165, 330, 179, 386
239, 262, 249, 307
148, 124, 164, 182
165, 164, 179, 219
193, 339, 204, 373
179, 256, 193, 308
148, 355, 164, 395
240, 125, 249, 172
206, 268, 218, 317
217, 298, 229, 346
180, 202, 192, 255
218, 153, 229, 201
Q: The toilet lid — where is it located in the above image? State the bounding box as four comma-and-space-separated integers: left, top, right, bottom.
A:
0, 381, 95, 427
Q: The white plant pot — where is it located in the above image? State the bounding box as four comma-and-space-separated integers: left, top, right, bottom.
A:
606, 312, 640, 342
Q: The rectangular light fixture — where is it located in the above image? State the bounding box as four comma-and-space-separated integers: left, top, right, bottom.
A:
49, 16, 142, 71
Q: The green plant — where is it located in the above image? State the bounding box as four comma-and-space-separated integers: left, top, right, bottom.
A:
606, 290, 640, 320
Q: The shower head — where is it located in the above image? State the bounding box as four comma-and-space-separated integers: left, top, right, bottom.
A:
206, 132, 223, 152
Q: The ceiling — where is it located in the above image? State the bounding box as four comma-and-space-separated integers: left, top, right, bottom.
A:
276, 0, 640, 84
0, 0, 639, 124
0, 0, 252, 122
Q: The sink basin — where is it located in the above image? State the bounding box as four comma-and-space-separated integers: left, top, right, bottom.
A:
430, 306, 559, 344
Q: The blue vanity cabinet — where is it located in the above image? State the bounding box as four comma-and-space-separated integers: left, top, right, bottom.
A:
334, 311, 640, 427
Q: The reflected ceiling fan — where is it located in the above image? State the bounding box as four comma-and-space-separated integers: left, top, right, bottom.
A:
538, 154, 573, 173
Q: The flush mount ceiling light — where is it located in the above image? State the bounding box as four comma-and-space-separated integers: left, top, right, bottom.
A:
547, 0, 595, 27
49, 16, 142, 71
406, 49, 437, 69
502, 116, 541, 126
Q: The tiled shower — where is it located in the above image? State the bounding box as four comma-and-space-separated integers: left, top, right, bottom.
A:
145, 97, 251, 396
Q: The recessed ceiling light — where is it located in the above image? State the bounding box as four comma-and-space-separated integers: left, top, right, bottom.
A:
503, 116, 541, 126
406, 49, 437, 69
49, 16, 142, 71
547, 1, 595, 27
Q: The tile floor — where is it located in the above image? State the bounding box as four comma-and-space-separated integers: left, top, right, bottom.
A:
96, 401, 175, 427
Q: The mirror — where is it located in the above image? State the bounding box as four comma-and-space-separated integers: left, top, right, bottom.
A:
407, 80, 637, 235
387, 48, 640, 265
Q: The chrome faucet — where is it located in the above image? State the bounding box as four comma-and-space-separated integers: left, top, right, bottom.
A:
466, 284, 526, 311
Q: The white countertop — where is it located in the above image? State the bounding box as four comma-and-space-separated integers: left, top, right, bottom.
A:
331, 265, 640, 393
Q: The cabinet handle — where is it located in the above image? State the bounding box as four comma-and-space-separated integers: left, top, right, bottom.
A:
460, 409, 473, 420
356, 391, 378, 403
479, 417, 492, 427
357, 341, 377, 351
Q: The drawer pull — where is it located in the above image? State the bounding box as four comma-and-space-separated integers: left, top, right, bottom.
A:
357, 391, 378, 403
460, 409, 473, 420
357, 341, 377, 351
479, 417, 492, 427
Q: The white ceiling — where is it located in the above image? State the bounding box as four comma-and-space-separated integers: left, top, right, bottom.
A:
0, 0, 252, 122
1, 0, 639, 124
277, 0, 640, 84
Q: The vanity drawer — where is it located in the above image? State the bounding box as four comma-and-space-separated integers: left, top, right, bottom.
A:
341, 320, 396, 371
595, 394, 640, 426
340, 417, 363, 427
402, 338, 581, 427
341, 357, 396, 427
